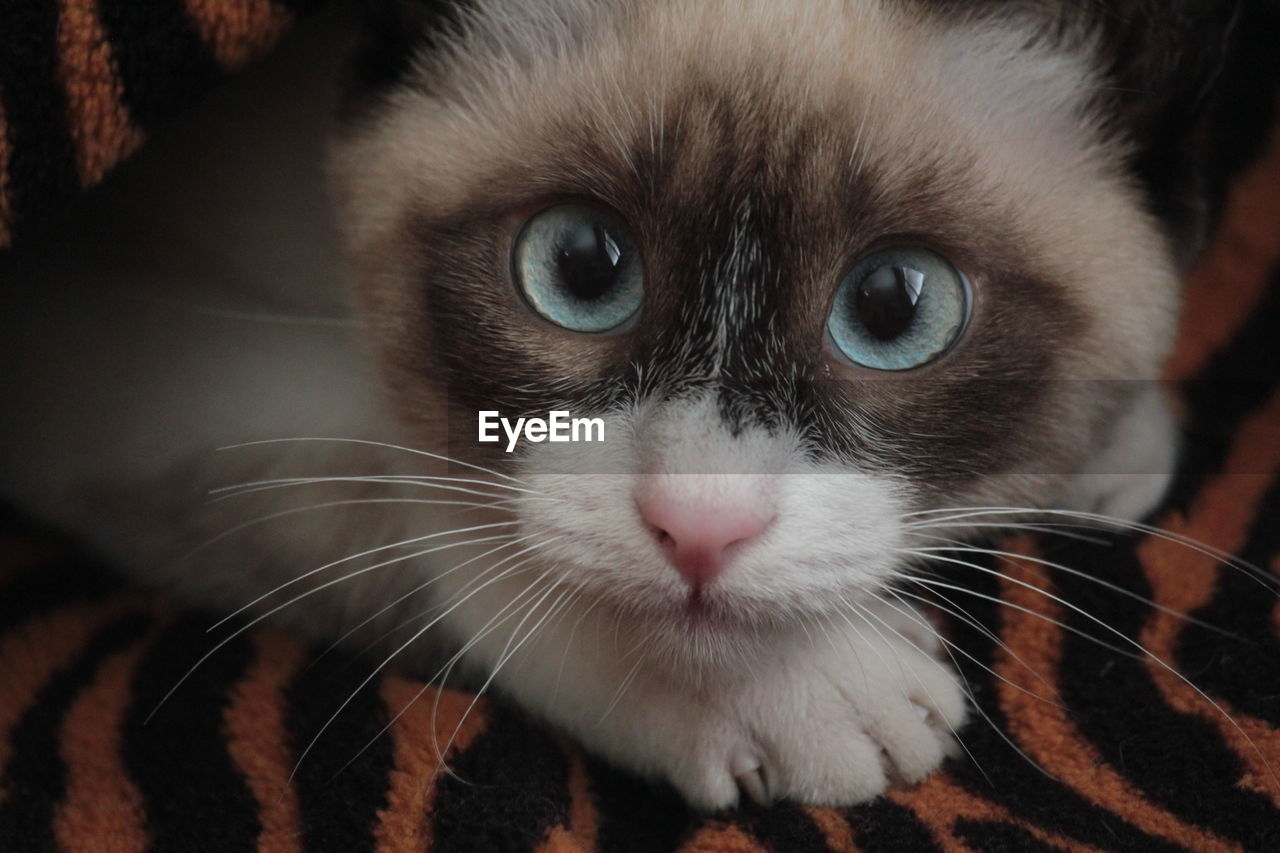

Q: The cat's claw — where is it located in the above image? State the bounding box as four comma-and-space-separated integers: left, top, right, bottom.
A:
733, 754, 770, 805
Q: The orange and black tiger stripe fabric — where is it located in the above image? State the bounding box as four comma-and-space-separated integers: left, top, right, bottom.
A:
4, 3, 1280, 852
0, 128, 1276, 851
0, 0, 316, 246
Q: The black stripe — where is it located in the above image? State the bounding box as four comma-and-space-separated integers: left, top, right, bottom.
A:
1050, 534, 1280, 852
283, 648, 393, 852
0, 553, 120, 637
1166, 266, 1280, 513
95, 0, 222, 129
737, 801, 840, 853
430, 704, 571, 853
587, 755, 696, 853
268, 0, 326, 15
917, 562, 1190, 853
0, 613, 151, 852
0, 0, 82, 243
1203, 2, 1280, 225
845, 799, 943, 853
124, 615, 259, 852
1177, 470, 1280, 725
952, 818, 1064, 853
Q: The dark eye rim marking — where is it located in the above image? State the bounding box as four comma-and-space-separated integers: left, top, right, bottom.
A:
824, 244, 975, 374
510, 202, 645, 336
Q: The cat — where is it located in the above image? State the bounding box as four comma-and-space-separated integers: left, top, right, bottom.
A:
0, 0, 1251, 809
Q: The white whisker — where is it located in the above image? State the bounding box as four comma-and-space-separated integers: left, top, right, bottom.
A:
333, 553, 562, 781
306, 535, 544, 669
859, 594, 1049, 786
898, 571, 1137, 660
219, 436, 529, 484
844, 597, 993, 787
903, 540, 1238, 639
209, 520, 519, 632
147, 530, 519, 723
210, 474, 538, 503
881, 587, 1060, 703
438, 578, 579, 762
907, 520, 1114, 546
596, 622, 665, 726
902, 552, 1279, 788
187, 497, 519, 560
289, 548, 564, 783
904, 507, 1275, 590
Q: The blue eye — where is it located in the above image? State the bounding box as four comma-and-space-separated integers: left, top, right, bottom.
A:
827, 247, 970, 371
513, 205, 643, 333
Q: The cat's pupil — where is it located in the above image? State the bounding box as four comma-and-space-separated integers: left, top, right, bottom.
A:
558, 222, 623, 301
856, 265, 923, 341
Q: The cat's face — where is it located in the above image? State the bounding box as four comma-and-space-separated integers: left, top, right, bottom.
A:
329, 0, 1215, 667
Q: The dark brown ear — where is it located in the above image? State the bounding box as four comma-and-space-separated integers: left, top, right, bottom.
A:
1193, 1, 1280, 248
925, 0, 1275, 263
1089, 2, 1229, 255
339, 0, 469, 119
1084, 0, 1276, 263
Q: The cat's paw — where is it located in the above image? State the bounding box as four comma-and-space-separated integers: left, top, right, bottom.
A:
663, 605, 967, 810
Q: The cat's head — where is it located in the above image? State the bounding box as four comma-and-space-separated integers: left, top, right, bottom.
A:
328, 0, 1241, 665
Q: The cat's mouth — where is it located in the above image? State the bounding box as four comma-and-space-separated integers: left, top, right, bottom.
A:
623, 580, 793, 638
681, 587, 732, 630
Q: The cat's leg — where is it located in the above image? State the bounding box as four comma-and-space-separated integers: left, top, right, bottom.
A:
460, 592, 967, 809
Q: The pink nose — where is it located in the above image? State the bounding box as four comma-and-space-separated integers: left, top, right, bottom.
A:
636, 481, 773, 588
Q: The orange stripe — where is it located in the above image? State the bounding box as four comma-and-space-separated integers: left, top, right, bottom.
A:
892, 773, 1105, 853
55, 0, 146, 187
538, 827, 592, 853
52, 622, 163, 852
674, 822, 770, 853
183, 0, 293, 71
223, 630, 307, 853
0, 596, 146, 806
1166, 119, 1280, 381
803, 806, 860, 852
536, 740, 599, 852
990, 540, 1242, 852
373, 676, 490, 852
0, 95, 11, 247
1139, 389, 1280, 806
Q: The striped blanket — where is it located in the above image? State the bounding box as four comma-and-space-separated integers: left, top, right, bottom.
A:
2, 2, 1280, 850
0, 0, 318, 247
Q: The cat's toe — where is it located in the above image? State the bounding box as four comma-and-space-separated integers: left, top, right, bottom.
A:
880, 663, 968, 783
867, 696, 957, 786
757, 718, 890, 806
674, 770, 739, 812
665, 730, 764, 811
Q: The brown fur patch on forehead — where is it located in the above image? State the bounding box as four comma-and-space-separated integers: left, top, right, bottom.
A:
333, 0, 1179, 371
330, 0, 1186, 493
